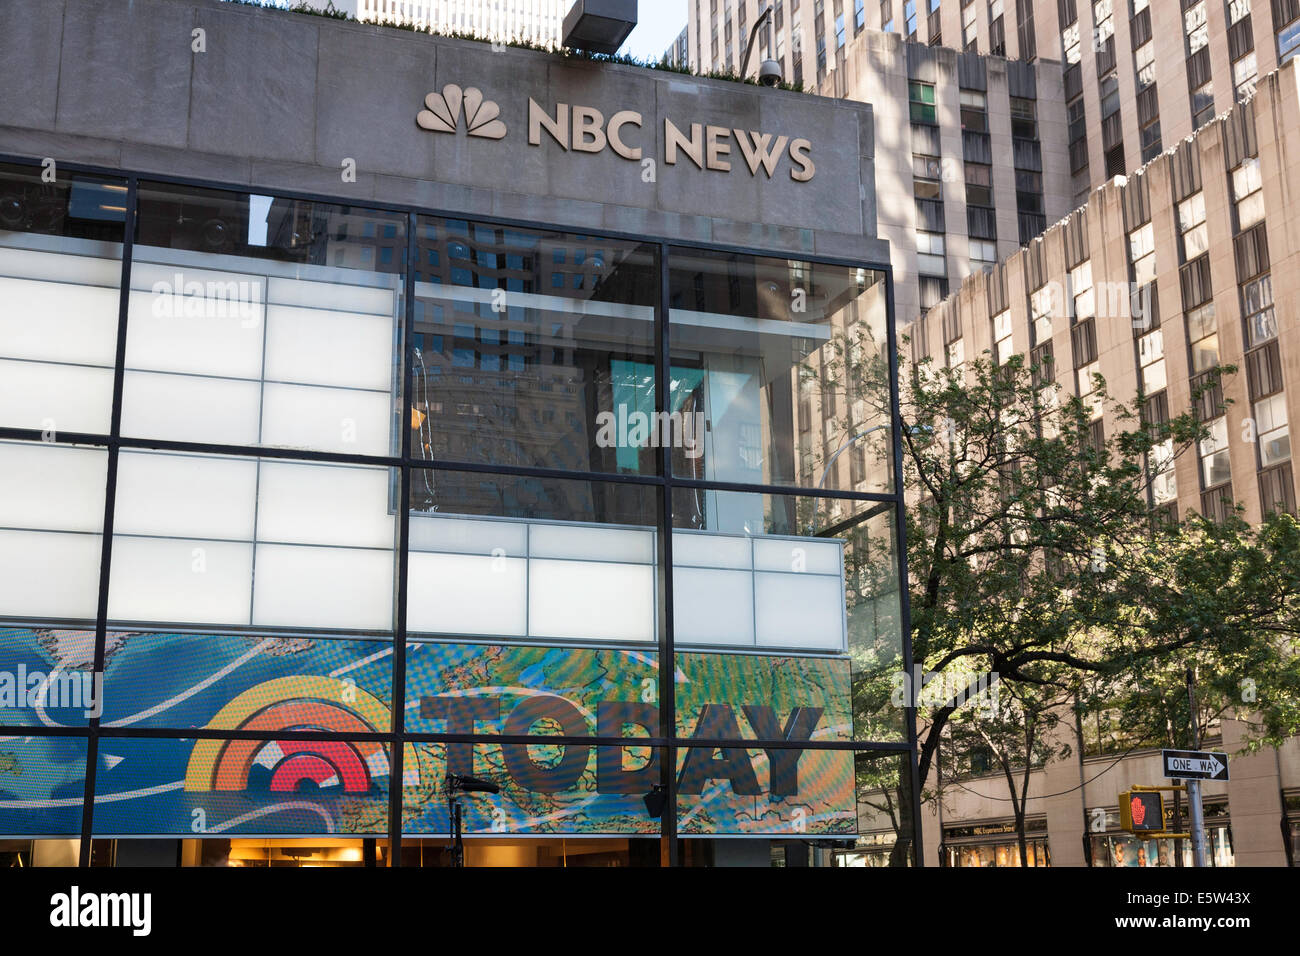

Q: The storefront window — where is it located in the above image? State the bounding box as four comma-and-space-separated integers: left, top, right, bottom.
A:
943, 820, 1051, 866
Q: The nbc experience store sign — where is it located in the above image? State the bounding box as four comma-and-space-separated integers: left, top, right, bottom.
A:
417, 83, 817, 182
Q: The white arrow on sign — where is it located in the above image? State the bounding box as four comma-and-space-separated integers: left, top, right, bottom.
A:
1167, 754, 1225, 777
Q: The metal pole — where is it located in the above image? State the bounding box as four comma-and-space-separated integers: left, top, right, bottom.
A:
1186, 669, 1208, 868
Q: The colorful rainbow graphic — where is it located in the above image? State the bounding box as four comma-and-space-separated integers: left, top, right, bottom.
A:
185, 676, 418, 794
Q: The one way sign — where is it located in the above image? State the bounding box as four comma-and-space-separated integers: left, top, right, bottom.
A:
1162, 749, 1230, 781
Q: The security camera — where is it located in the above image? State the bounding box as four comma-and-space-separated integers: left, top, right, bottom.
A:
758, 58, 783, 87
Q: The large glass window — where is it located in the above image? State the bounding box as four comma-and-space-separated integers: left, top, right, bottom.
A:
668, 249, 893, 494
128, 183, 407, 457
0, 163, 126, 435
411, 218, 659, 474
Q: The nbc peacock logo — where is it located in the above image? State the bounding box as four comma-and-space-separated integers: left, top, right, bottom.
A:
184, 676, 419, 796
416, 84, 508, 139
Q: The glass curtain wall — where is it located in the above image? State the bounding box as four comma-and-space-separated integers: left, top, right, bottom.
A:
0, 161, 912, 865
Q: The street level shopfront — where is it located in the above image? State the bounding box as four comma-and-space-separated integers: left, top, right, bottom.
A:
0, 0, 915, 866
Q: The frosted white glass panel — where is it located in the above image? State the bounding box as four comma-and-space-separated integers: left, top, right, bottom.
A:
529, 524, 654, 563
753, 572, 845, 650
259, 383, 391, 457
407, 552, 527, 636
255, 461, 394, 548
671, 530, 752, 569
0, 530, 101, 620
268, 275, 395, 315
0, 277, 120, 365
753, 537, 843, 575
0, 246, 121, 287
0, 358, 113, 434
672, 567, 755, 646
251, 544, 393, 631
263, 304, 393, 391
0, 442, 106, 532
113, 452, 257, 540
120, 372, 261, 446
106, 537, 252, 625
408, 514, 528, 556
124, 286, 265, 378
528, 559, 654, 642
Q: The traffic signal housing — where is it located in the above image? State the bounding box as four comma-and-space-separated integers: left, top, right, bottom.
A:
1119, 790, 1165, 833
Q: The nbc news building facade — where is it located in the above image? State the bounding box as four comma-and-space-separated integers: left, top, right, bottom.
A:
0, 0, 918, 867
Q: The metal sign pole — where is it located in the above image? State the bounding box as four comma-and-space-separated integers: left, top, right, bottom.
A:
1186, 669, 1208, 868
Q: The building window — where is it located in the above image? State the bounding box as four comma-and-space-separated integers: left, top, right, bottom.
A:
909, 80, 937, 123
1150, 436, 1178, 504
993, 309, 1013, 364
1099, 72, 1120, 119
1062, 20, 1081, 63
946, 337, 966, 369
1134, 40, 1155, 89
1177, 191, 1209, 261
1199, 416, 1233, 489
882, 0, 895, 31
1093, 0, 1114, 46
1281, 17, 1300, 64
1187, 301, 1219, 373
1077, 359, 1103, 419
1030, 284, 1053, 345
1185, 1, 1209, 53
1010, 96, 1037, 138
1232, 157, 1264, 230
1138, 329, 1167, 392
988, 0, 1005, 54
1255, 393, 1291, 467
1242, 273, 1276, 347
970, 238, 997, 272
920, 275, 950, 309
962, 0, 978, 48
1190, 80, 1215, 128
1129, 222, 1156, 287
1227, 0, 1250, 23
905, 0, 918, 37
961, 89, 989, 131
917, 231, 946, 275
1233, 51, 1258, 98
856, 0, 867, 30
965, 162, 994, 208
1071, 260, 1094, 319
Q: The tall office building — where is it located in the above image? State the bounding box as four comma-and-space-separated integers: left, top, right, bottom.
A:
894, 56, 1300, 869
689, 2, 1076, 331
690, 1, 1300, 207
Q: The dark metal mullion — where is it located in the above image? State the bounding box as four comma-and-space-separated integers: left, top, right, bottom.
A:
78, 175, 138, 867
387, 212, 417, 866
884, 267, 925, 867
655, 241, 679, 867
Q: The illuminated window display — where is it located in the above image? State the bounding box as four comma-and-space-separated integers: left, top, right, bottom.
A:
0, 161, 910, 866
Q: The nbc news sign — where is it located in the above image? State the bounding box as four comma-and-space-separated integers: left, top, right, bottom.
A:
417, 83, 817, 183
